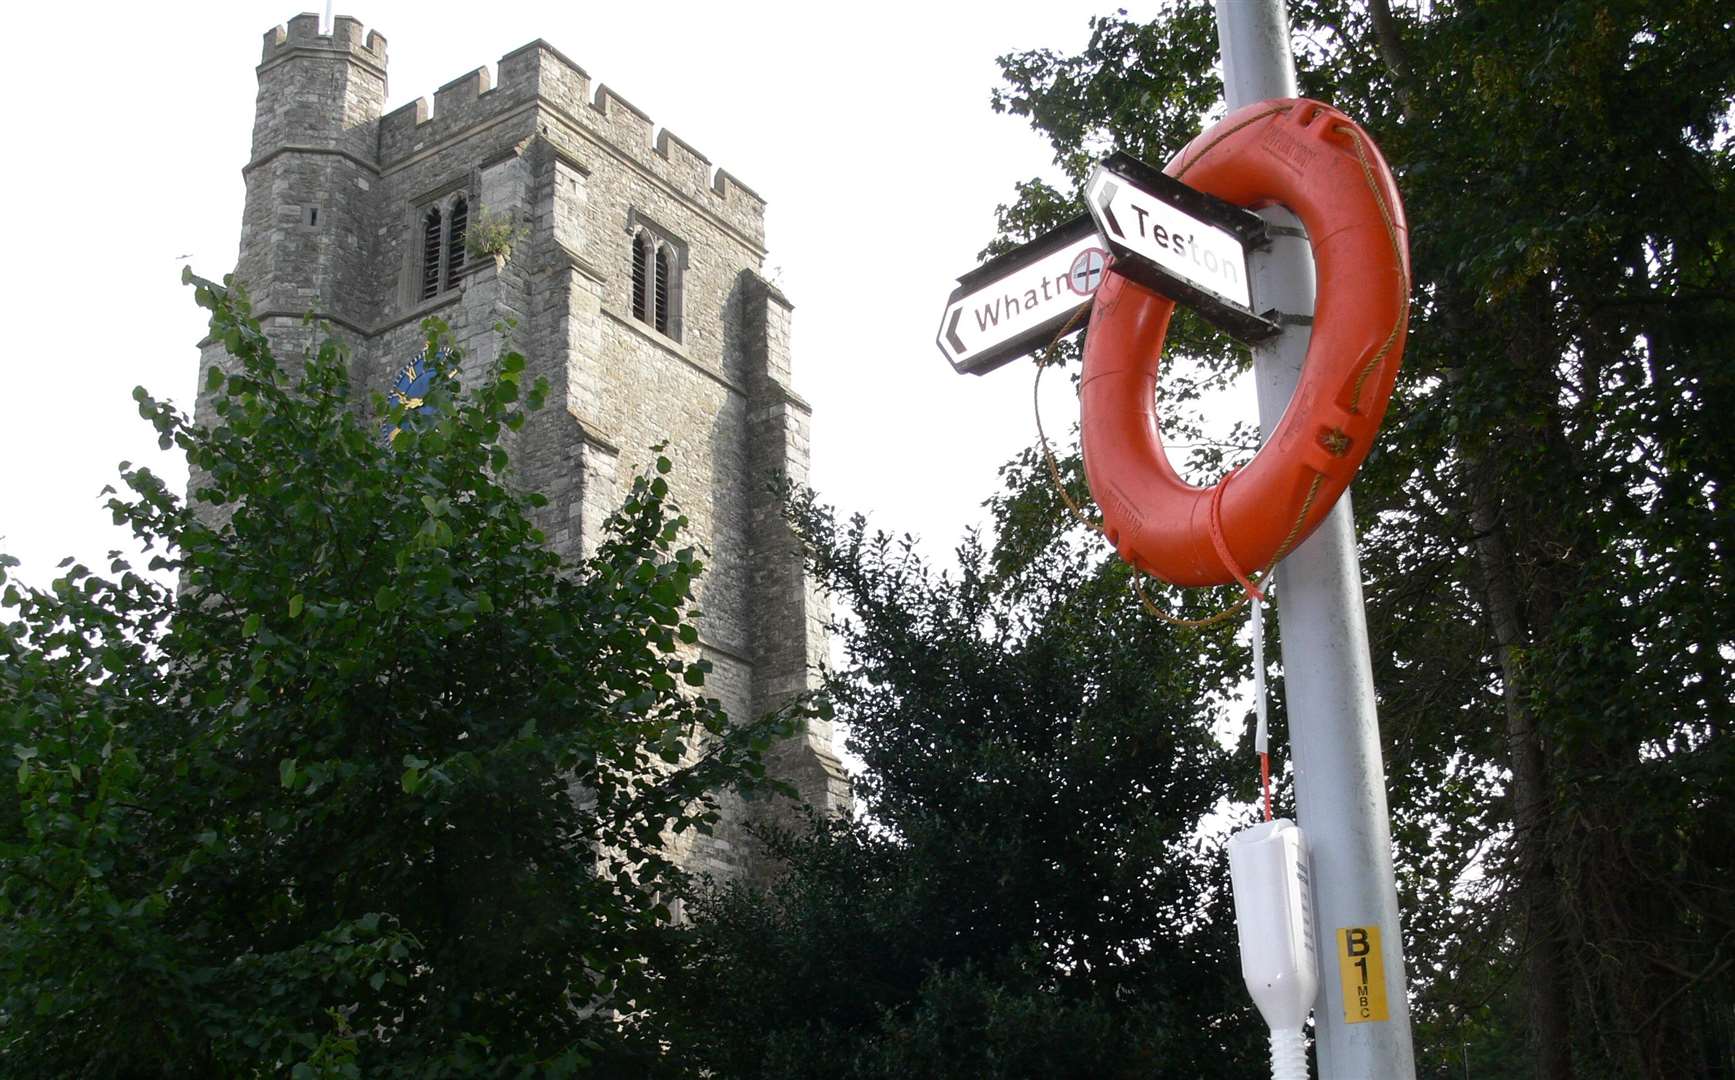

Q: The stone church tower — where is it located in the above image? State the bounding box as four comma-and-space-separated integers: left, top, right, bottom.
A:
201, 13, 848, 879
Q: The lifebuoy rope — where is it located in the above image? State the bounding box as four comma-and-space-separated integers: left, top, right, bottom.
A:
1174, 105, 1412, 420
1337, 124, 1411, 414
1034, 314, 1324, 628
1027, 105, 1408, 631
1033, 332, 1287, 629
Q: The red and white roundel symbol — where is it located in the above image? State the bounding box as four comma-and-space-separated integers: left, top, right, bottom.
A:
1068, 247, 1109, 296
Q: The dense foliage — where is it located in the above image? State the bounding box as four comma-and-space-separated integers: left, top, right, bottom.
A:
669, 503, 1273, 1079
678, 2, 1733, 1079
0, 275, 796, 1076
986, 1, 1735, 1077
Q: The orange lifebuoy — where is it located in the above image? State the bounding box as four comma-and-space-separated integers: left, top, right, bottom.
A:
1081, 98, 1410, 591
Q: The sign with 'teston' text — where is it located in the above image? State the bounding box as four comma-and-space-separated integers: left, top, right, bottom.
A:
1084, 152, 1279, 342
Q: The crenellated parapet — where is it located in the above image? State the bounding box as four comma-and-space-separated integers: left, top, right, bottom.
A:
376, 37, 765, 241
434, 67, 492, 119
261, 13, 386, 75
252, 14, 387, 164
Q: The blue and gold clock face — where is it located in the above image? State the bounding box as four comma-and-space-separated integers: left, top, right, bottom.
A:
384, 349, 449, 441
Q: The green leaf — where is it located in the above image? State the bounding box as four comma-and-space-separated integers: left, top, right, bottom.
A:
0, 274, 830, 1072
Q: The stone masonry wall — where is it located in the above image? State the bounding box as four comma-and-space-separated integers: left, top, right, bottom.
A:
204, 14, 848, 883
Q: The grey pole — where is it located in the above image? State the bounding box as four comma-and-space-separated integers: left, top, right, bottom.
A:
1213, 1, 1417, 1077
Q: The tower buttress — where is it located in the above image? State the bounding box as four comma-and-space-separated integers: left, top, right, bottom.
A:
742, 274, 851, 826
236, 14, 386, 338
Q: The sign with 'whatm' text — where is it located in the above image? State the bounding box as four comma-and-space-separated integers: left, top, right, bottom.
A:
934, 151, 1284, 375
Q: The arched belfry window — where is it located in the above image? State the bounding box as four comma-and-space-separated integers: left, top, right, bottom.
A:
631, 234, 653, 322
654, 246, 672, 335
444, 197, 468, 292
628, 223, 682, 342
416, 192, 472, 302
420, 207, 443, 300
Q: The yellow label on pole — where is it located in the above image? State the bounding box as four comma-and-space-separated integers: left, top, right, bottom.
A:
1335, 925, 1390, 1023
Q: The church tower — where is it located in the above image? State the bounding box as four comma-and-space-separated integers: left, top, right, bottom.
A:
201, 14, 848, 879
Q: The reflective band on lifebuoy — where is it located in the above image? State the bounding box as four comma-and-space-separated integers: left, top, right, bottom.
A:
1081, 98, 1410, 589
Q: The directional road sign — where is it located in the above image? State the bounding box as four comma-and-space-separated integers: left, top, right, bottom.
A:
936, 213, 1105, 375
1084, 151, 1281, 342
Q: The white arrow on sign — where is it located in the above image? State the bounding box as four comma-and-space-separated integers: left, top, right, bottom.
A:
1084, 163, 1255, 311
936, 214, 1107, 376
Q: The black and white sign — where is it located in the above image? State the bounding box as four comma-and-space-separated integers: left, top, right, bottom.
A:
935, 214, 1104, 376
1084, 152, 1280, 342
1067, 247, 1108, 296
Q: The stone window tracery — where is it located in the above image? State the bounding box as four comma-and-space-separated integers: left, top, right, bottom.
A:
420, 206, 443, 300
629, 225, 682, 342
444, 196, 468, 292
417, 192, 470, 301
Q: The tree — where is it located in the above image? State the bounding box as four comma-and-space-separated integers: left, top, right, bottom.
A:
0, 274, 798, 1076
668, 492, 1279, 1078
990, 2, 1735, 1077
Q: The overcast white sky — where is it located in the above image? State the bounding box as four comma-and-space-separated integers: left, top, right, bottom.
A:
0, 0, 1143, 588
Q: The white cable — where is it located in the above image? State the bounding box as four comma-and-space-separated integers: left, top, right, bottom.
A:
1250, 596, 1268, 756
1242, 597, 1313, 1078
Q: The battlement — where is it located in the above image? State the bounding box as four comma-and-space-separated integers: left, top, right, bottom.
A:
434, 66, 492, 116
262, 13, 386, 70
377, 37, 765, 226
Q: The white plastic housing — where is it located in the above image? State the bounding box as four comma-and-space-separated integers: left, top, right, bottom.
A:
1228, 818, 1319, 1033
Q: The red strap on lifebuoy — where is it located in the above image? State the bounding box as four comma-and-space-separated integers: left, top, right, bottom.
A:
1209, 469, 1264, 602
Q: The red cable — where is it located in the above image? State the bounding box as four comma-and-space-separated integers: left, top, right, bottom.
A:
1260, 751, 1273, 822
